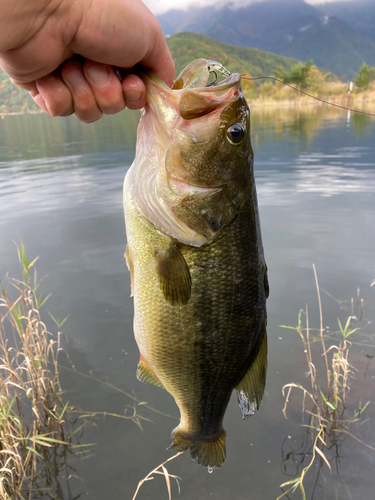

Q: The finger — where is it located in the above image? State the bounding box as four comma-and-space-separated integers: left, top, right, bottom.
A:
83, 61, 125, 115
35, 72, 74, 117
61, 61, 103, 123
140, 23, 175, 87
121, 74, 147, 110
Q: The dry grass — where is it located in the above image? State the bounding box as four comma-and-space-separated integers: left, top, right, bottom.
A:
277, 265, 372, 500
0, 243, 85, 499
132, 452, 183, 500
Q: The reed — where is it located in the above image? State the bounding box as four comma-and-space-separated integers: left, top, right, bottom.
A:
277, 265, 371, 500
0, 243, 75, 499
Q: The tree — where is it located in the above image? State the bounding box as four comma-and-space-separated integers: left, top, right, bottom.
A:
275, 60, 313, 92
354, 62, 375, 89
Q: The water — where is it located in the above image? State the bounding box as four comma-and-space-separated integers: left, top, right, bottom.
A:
1, 106, 375, 499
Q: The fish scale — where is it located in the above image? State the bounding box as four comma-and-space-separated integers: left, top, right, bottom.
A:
124, 59, 268, 467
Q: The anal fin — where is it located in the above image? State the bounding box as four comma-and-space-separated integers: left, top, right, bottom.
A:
136, 358, 164, 389
235, 324, 268, 419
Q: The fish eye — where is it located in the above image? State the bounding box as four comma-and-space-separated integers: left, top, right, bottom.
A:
226, 123, 245, 145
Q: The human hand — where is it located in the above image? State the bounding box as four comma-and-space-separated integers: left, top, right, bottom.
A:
0, 0, 174, 122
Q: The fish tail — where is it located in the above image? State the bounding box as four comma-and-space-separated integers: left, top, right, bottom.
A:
169, 426, 226, 467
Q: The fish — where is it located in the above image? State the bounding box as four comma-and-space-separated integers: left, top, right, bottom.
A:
123, 59, 269, 468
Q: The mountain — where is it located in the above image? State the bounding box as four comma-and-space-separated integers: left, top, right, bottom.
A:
158, 0, 375, 79
318, 0, 375, 43
166, 32, 299, 78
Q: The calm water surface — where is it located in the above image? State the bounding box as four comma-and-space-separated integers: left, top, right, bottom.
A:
0, 106, 375, 499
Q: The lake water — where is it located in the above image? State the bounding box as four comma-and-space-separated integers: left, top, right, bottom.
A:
0, 105, 375, 499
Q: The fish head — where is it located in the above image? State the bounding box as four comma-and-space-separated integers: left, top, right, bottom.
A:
131, 59, 253, 246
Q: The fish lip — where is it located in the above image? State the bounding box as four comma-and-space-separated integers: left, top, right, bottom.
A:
194, 72, 241, 92
142, 67, 241, 93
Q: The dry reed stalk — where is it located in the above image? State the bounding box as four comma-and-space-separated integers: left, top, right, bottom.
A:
132, 452, 183, 500
0, 245, 72, 498
278, 266, 369, 500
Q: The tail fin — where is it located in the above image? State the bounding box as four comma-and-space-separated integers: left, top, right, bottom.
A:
169, 426, 226, 468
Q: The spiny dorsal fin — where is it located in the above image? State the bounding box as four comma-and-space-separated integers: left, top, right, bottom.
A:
136, 358, 164, 389
155, 243, 191, 306
235, 325, 268, 419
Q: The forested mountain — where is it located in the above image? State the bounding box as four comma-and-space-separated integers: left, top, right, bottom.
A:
0, 33, 300, 113
158, 0, 375, 78
0, 69, 38, 114
319, 0, 375, 43
166, 32, 299, 78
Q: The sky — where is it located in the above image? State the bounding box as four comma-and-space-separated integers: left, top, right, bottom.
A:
143, 0, 354, 15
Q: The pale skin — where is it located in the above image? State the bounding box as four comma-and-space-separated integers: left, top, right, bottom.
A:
0, 0, 175, 122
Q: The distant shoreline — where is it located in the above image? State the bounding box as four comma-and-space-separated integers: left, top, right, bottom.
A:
1, 95, 375, 117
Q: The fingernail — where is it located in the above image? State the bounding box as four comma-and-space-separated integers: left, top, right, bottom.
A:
66, 69, 86, 90
87, 65, 109, 87
126, 90, 142, 102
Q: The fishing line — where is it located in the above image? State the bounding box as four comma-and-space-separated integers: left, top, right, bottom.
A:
240, 75, 375, 118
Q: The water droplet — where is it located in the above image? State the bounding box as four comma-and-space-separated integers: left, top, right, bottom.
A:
288, 435, 291, 439
207, 466, 214, 474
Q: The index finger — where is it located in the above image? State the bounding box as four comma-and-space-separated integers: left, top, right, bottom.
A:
139, 24, 175, 87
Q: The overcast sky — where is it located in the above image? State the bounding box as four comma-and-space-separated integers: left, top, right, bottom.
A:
143, 0, 353, 15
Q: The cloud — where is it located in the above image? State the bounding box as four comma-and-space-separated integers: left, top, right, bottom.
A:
143, 0, 354, 16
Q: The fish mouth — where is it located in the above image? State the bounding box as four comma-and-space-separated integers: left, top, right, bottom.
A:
141, 60, 241, 93
198, 72, 241, 91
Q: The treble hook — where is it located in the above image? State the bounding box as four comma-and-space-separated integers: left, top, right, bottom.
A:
206, 70, 218, 87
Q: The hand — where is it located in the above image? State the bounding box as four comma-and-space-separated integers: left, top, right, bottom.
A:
0, 0, 174, 122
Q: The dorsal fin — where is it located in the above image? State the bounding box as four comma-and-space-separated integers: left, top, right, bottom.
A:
235, 324, 268, 419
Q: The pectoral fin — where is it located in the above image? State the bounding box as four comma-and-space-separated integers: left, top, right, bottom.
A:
235, 325, 268, 419
124, 245, 134, 297
155, 243, 191, 306
264, 267, 269, 299
136, 358, 165, 389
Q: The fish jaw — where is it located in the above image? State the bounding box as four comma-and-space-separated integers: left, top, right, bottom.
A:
131, 65, 250, 247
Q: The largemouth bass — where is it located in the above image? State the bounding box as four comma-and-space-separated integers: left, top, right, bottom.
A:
123, 59, 268, 468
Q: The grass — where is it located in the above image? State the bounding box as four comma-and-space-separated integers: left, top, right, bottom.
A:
0, 243, 87, 499
132, 452, 183, 500
277, 265, 373, 500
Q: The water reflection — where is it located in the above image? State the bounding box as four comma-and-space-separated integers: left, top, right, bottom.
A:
0, 106, 374, 499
